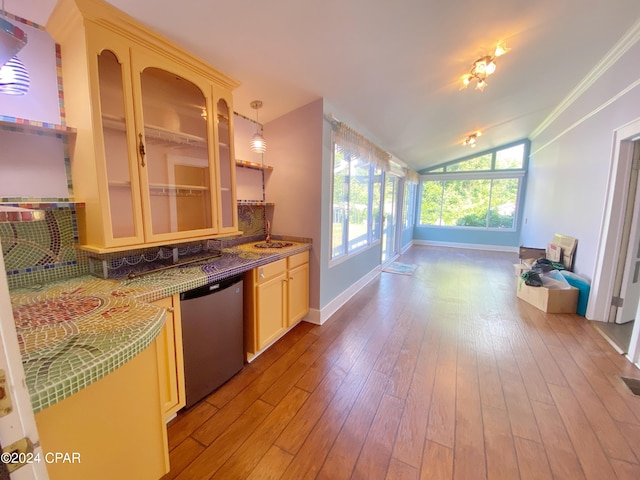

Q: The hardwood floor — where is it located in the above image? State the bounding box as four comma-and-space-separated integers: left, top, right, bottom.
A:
162, 246, 640, 480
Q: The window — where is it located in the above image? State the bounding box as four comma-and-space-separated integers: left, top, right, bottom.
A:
331, 144, 383, 260
418, 141, 527, 230
403, 182, 417, 229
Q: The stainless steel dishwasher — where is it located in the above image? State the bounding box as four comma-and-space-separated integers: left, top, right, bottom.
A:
180, 275, 244, 408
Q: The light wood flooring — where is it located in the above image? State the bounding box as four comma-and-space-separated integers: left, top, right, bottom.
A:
162, 245, 640, 480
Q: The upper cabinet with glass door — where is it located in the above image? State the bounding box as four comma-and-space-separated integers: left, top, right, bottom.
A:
47, 0, 241, 253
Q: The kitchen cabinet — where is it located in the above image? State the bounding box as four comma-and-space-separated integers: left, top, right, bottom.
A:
287, 251, 310, 326
244, 251, 310, 361
154, 294, 185, 420
34, 341, 168, 480
47, 0, 241, 253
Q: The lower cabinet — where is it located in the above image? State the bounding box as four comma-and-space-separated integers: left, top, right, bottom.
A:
287, 252, 310, 327
154, 294, 186, 420
34, 342, 169, 480
244, 251, 310, 361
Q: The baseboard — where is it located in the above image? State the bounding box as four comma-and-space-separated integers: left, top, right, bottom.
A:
412, 239, 518, 253
304, 265, 382, 326
304, 308, 322, 325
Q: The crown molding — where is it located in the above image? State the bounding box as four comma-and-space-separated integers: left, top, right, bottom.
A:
531, 17, 640, 140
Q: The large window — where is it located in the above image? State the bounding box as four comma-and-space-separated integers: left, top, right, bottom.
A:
332, 143, 382, 259
418, 142, 527, 230
403, 182, 417, 229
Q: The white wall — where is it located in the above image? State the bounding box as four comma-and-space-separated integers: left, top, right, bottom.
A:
522, 31, 640, 281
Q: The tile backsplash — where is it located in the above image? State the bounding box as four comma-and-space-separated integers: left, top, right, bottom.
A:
0, 205, 87, 289
1, 203, 267, 289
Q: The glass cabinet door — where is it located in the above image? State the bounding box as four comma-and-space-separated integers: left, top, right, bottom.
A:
216, 98, 237, 231
97, 49, 141, 241
137, 67, 214, 238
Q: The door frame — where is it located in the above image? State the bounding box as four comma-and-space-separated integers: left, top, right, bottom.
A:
381, 172, 402, 265
589, 116, 640, 364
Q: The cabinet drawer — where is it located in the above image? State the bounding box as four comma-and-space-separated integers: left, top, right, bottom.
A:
255, 258, 287, 283
288, 251, 309, 269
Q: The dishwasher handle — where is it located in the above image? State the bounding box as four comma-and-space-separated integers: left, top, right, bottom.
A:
180, 275, 243, 301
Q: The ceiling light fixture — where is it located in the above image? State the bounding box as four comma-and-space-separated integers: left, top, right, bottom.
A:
249, 100, 266, 154
462, 131, 481, 147
0, 2, 29, 95
461, 42, 509, 91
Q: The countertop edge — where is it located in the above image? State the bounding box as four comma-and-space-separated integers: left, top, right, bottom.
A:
15, 241, 311, 412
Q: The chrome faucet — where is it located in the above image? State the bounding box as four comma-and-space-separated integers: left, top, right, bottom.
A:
265, 220, 271, 243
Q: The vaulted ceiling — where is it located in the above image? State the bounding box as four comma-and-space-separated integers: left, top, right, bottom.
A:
10, 0, 640, 171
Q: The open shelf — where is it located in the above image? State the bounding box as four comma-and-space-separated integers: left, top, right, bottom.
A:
237, 200, 275, 206
236, 159, 273, 171
0, 201, 84, 209
0, 117, 76, 136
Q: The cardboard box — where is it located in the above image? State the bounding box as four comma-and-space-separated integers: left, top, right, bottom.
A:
514, 263, 531, 277
549, 234, 577, 270
546, 243, 562, 262
519, 234, 578, 271
516, 279, 579, 313
518, 246, 546, 261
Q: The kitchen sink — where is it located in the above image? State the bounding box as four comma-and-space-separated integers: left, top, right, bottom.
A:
253, 241, 293, 249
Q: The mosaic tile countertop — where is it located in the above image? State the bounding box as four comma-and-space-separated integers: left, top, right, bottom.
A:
10, 241, 311, 413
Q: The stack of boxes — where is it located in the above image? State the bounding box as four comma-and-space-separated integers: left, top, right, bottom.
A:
516, 234, 580, 313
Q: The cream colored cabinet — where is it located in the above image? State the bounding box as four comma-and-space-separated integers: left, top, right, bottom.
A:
244, 251, 310, 360
287, 251, 310, 326
47, 0, 240, 253
35, 342, 169, 480
244, 258, 287, 360
154, 295, 185, 420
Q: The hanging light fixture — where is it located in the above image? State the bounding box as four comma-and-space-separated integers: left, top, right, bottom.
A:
462, 131, 481, 147
460, 41, 509, 91
249, 100, 267, 154
0, 1, 29, 95
0, 54, 29, 95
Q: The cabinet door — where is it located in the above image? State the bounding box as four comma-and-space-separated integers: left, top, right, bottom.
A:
287, 262, 309, 326
154, 295, 185, 420
86, 27, 146, 248
215, 93, 238, 233
256, 273, 287, 349
130, 49, 218, 243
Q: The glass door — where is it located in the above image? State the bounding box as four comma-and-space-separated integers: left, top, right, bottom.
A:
134, 59, 216, 242
382, 173, 399, 263
97, 47, 144, 246
216, 97, 238, 232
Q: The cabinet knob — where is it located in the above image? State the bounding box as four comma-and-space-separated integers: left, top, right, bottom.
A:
167, 307, 175, 313
138, 133, 146, 167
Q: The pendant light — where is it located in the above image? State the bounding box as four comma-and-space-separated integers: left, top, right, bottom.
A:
249, 100, 267, 154
0, 1, 29, 95
0, 54, 29, 95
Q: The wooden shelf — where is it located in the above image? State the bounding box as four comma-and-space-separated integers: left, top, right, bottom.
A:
236, 159, 273, 171
237, 200, 275, 206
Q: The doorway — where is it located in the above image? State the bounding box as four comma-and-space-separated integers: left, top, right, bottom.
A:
595, 140, 640, 353
381, 173, 400, 264
590, 118, 640, 362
